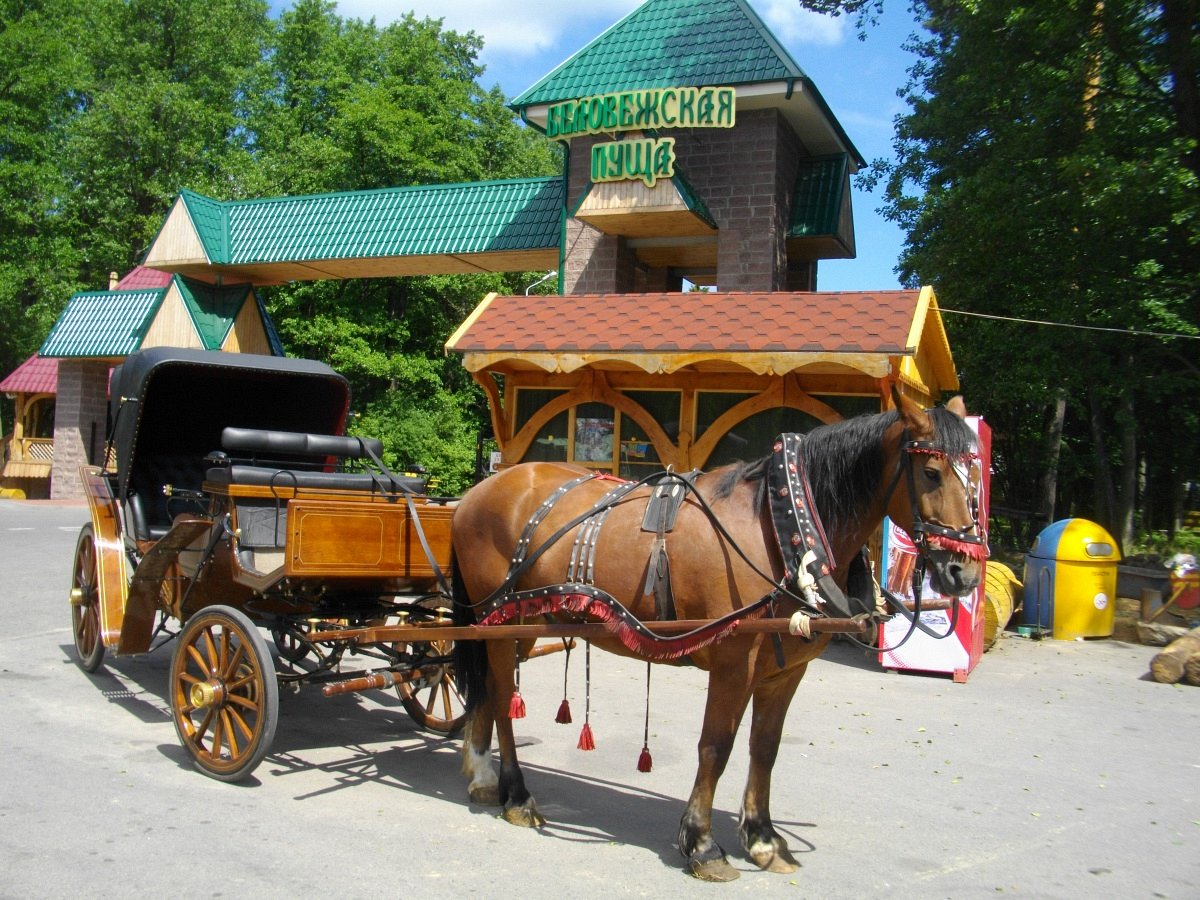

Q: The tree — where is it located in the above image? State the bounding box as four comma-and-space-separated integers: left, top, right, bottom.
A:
804, 0, 1200, 546
248, 2, 560, 488
62, 0, 272, 278
0, 0, 88, 380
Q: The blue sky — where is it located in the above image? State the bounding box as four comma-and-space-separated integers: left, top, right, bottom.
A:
290, 1, 926, 292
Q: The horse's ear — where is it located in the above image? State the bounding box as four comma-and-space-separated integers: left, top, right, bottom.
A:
891, 385, 933, 439
945, 396, 968, 418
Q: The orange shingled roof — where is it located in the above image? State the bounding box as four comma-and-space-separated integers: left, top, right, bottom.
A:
448, 291, 920, 355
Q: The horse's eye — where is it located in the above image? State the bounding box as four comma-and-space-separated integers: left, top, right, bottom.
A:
923, 467, 942, 485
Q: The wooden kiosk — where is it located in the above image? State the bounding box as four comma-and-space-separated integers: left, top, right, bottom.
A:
446, 286, 959, 473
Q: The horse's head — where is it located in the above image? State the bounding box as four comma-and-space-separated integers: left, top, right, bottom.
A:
886, 392, 987, 597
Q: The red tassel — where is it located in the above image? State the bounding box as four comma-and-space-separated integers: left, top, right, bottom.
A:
555, 698, 573, 724
637, 745, 653, 773
577, 722, 595, 751
508, 690, 526, 719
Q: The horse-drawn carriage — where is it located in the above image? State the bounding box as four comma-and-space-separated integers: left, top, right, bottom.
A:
70, 348, 464, 780
69, 347, 986, 880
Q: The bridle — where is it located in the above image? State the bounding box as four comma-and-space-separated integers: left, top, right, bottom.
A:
871, 428, 987, 648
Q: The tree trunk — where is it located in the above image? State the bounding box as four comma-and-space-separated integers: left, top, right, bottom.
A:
1038, 388, 1067, 523
1087, 384, 1116, 531
1115, 380, 1137, 551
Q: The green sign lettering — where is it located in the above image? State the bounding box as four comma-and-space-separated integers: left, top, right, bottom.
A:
547, 87, 736, 139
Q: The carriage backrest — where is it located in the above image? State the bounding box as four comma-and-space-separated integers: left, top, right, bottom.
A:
220, 427, 383, 468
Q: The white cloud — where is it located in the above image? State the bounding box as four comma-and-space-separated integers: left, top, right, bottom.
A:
334, 0, 844, 58
335, 0, 639, 56
756, 0, 846, 46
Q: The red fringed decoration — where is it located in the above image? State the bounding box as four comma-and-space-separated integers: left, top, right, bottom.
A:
479, 593, 740, 661
508, 690, 526, 719
637, 745, 653, 772
555, 698, 573, 724
577, 721, 596, 751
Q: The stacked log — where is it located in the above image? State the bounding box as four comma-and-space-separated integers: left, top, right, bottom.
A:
983, 562, 1019, 649
1186, 654, 1200, 687
1148, 625, 1200, 684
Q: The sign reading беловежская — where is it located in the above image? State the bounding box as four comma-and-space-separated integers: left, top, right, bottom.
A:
545, 87, 736, 188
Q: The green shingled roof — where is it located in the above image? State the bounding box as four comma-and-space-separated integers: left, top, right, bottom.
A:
512, 0, 806, 109
39, 289, 164, 358
179, 189, 228, 262
177, 177, 563, 266
789, 154, 850, 238
39, 276, 284, 358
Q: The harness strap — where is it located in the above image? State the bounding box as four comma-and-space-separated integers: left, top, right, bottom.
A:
354, 437, 452, 597
639, 471, 700, 621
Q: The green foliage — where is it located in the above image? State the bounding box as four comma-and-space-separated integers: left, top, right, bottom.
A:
862, 0, 1200, 543
1129, 528, 1200, 561
0, 0, 559, 491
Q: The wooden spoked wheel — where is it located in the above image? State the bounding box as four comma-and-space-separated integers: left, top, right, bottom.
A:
393, 598, 467, 736
170, 605, 279, 782
69, 525, 105, 673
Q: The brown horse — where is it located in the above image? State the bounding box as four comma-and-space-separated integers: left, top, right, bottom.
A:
450, 393, 985, 881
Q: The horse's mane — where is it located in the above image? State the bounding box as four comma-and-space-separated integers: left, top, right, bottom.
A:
708, 406, 976, 535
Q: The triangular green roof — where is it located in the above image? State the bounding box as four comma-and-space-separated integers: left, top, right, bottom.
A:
39, 276, 283, 358
176, 279, 248, 350
512, 0, 806, 108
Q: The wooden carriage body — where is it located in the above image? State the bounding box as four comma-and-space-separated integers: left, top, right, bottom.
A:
77, 349, 454, 657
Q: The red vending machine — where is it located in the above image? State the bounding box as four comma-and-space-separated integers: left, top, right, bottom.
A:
878, 416, 991, 682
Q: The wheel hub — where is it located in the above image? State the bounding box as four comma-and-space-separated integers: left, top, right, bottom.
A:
189, 680, 224, 709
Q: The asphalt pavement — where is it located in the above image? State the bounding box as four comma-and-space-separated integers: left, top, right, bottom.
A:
1, 499, 1197, 899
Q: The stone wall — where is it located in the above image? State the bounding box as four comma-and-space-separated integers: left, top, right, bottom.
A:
50, 359, 109, 499
561, 109, 806, 294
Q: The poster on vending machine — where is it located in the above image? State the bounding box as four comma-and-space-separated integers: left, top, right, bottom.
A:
878, 416, 991, 681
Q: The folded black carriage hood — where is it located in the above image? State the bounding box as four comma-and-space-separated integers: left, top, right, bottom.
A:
107, 348, 351, 499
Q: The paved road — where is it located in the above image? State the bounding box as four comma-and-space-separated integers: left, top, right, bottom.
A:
1, 500, 1197, 898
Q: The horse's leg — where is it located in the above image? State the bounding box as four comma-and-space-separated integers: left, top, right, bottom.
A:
460, 703, 499, 806
678, 661, 754, 882
487, 638, 545, 827
738, 662, 809, 874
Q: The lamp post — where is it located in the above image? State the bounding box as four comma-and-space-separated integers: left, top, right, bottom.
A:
523, 270, 558, 295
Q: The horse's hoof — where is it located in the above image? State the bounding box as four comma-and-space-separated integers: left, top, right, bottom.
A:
502, 802, 546, 828
687, 857, 741, 882
749, 840, 800, 874
468, 784, 501, 806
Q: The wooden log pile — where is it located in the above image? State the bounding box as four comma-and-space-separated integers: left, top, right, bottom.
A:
1148, 625, 1200, 684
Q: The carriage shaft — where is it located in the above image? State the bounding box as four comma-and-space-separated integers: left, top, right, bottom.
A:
306, 616, 867, 646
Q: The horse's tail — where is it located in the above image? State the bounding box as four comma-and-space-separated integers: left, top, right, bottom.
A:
451, 550, 488, 713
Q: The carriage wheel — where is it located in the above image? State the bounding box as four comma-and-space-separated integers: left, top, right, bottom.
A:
393, 597, 467, 736
170, 605, 279, 782
69, 525, 106, 673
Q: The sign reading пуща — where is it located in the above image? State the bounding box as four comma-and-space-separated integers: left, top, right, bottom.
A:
545, 87, 736, 189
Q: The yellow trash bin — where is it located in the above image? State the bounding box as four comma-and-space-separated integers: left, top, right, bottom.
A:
1023, 518, 1121, 640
